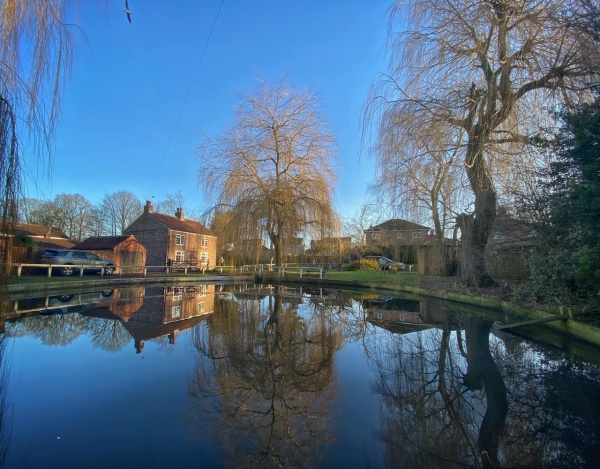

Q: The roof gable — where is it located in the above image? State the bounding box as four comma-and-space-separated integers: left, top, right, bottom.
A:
367, 219, 431, 232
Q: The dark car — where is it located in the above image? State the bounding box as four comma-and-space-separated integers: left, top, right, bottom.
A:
39, 249, 116, 276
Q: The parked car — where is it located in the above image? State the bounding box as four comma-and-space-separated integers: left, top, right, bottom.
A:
39, 249, 116, 276
364, 256, 406, 270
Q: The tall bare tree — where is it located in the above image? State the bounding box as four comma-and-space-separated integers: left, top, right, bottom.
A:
51, 193, 94, 242
366, 0, 597, 286
101, 190, 142, 235
197, 77, 338, 265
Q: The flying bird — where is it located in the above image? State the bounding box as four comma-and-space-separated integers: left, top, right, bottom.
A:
124, 0, 132, 23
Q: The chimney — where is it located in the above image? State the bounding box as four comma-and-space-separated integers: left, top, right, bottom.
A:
175, 207, 184, 220
144, 200, 153, 213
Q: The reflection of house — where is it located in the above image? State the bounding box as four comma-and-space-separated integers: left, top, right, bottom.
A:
0, 222, 74, 264
364, 296, 431, 334
124, 201, 217, 268
120, 284, 216, 353
73, 235, 146, 274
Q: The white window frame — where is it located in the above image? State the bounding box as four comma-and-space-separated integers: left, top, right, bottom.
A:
198, 302, 205, 314
200, 252, 208, 264
201, 236, 208, 248
172, 306, 181, 318
175, 251, 185, 262
372, 232, 380, 240
397, 232, 403, 239
176, 234, 185, 245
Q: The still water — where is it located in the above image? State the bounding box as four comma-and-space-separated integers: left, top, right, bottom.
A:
1, 283, 600, 468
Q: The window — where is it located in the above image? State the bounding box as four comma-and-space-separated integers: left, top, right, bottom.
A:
176, 234, 185, 245
198, 284, 206, 297
412, 231, 424, 239
175, 251, 184, 262
200, 252, 208, 264
372, 233, 380, 240
396, 232, 403, 239
201, 236, 208, 248
198, 302, 205, 314
172, 306, 181, 318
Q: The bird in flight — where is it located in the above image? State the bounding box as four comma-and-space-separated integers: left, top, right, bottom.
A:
124, 0, 132, 23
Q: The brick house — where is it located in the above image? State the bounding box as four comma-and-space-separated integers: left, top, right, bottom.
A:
365, 219, 433, 246
364, 219, 434, 264
124, 201, 217, 268
73, 235, 146, 274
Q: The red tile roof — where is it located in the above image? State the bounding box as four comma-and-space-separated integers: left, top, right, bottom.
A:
73, 235, 134, 250
151, 213, 215, 236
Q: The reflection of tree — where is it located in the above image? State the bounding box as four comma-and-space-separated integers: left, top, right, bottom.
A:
368, 312, 509, 467
368, 305, 600, 468
189, 289, 342, 467
7, 314, 87, 346
83, 317, 131, 352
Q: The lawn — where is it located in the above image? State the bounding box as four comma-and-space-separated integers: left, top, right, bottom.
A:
324, 270, 424, 287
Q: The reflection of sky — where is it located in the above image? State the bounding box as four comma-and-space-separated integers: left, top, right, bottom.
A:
5, 330, 219, 467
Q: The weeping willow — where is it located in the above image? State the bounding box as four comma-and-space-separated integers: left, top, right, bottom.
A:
1, 0, 84, 274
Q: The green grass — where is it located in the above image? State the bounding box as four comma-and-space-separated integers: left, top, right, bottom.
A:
324, 270, 423, 287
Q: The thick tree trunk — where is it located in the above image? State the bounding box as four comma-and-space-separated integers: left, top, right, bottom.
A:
458, 141, 497, 287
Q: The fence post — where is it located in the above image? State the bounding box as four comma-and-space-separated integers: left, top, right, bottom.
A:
47, 265, 52, 278
320, 268, 323, 279
144, 267, 147, 277
299, 268, 303, 278
17, 264, 22, 277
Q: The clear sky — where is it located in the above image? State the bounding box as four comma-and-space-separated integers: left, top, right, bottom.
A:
22, 0, 390, 219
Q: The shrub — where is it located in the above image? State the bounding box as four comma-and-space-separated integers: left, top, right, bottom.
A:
344, 259, 380, 271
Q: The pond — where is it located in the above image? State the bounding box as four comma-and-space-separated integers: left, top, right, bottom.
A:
1, 283, 600, 468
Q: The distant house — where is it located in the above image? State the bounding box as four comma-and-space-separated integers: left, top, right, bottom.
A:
364, 219, 433, 247
124, 201, 217, 268
364, 219, 434, 264
0, 222, 74, 265
73, 235, 146, 274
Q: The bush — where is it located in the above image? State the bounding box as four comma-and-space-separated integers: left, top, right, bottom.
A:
344, 259, 380, 271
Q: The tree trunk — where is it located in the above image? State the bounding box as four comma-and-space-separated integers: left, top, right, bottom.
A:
458, 141, 497, 287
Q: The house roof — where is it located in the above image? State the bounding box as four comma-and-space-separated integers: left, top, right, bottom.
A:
151, 213, 215, 237
73, 235, 134, 250
366, 219, 431, 232
1, 222, 75, 249
1, 222, 69, 239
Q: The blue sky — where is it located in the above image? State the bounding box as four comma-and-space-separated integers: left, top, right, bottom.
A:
22, 0, 390, 218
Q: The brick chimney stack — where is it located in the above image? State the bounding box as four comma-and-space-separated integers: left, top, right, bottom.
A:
144, 200, 153, 213
175, 207, 184, 220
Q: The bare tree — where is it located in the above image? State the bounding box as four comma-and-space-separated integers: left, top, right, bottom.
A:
342, 203, 377, 261
366, 0, 597, 286
197, 76, 338, 265
51, 193, 94, 242
101, 190, 142, 235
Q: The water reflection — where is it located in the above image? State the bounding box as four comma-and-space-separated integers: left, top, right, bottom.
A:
0, 285, 599, 467
189, 286, 342, 467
